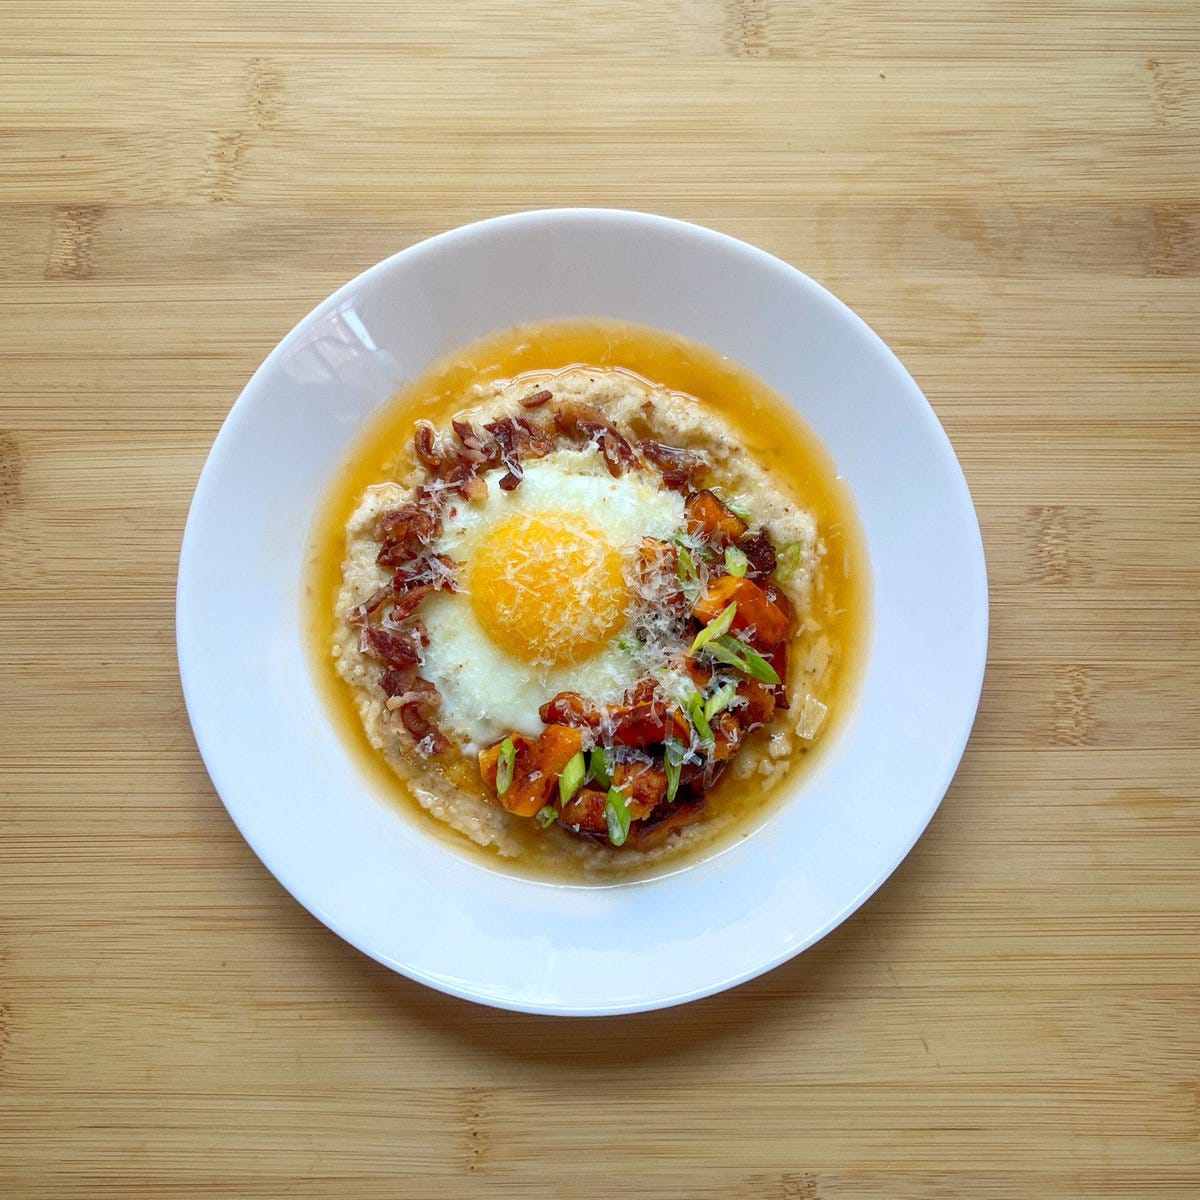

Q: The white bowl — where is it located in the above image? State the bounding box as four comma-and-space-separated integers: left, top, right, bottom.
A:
177, 209, 987, 1015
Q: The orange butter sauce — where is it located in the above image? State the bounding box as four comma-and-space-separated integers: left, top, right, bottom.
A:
304, 319, 868, 881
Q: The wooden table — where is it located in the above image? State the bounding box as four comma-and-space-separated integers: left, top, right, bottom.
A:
2, 4, 1197, 1196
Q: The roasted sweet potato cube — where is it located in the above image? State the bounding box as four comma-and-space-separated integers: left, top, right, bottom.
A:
610, 758, 666, 819
478, 725, 583, 818
692, 575, 789, 649
684, 490, 748, 544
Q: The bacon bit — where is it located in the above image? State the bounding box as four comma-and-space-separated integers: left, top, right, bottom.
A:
538, 690, 688, 747
360, 624, 423, 667
378, 666, 417, 698
640, 440, 704, 490
738, 529, 778, 577
610, 757, 666, 818
378, 587, 431, 624
345, 584, 393, 625
479, 726, 583, 817
684, 490, 748, 545
393, 553, 459, 594
375, 504, 441, 567
554, 401, 636, 477
736, 679, 777, 730
766, 642, 789, 709
412, 420, 442, 469
450, 418, 497, 466
692, 575, 789, 649
398, 699, 446, 756
557, 786, 608, 834
519, 388, 553, 409
623, 799, 707, 851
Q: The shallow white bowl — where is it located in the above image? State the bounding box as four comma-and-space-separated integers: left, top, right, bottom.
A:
177, 209, 987, 1015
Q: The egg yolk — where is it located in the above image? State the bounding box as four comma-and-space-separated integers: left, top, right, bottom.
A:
468, 512, 629, 668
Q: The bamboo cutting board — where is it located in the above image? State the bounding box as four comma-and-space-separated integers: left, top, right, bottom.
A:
1, 3, 1198, 1197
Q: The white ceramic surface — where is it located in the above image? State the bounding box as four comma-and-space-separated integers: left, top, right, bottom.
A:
176, 209, 987, 1015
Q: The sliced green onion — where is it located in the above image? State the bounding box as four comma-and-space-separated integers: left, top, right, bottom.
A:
675, 543, 697, 584
712, 488, 752, 522
773, 541, 803, 582
690, 601, 737, 654
704, 680, 739, 722
588, 746, 611, 790
663, 737, 685, 803
495, 737, 515, 795
616, 632, 640, 655
604, 787, 632, 847
535, 804, 558, 829
558, 751, 586, 805
685, 688, 714, 743
704, 634, 781, 685
724, 545, 748, 577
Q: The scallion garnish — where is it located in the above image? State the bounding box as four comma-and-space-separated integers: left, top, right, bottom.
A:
724, 545, 749, 577
712, 488, 751, 522
690, 601, 737, 654
773, 541, 803, 582
588, 746, 611, 790
685, 688, 714, 743
704, 633, 781, 685
495, 737, 515, 795
704, 680, 738, 722
663, 737, 685, 803
604, 787, 632, 847
535, 805, 558, 829
676, 543, 698, 584
558, 751, 586, 805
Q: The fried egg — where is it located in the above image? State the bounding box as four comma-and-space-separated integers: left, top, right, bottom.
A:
420, 448, 685, 748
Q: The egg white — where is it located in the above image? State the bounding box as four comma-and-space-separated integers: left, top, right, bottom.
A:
420, 448, 685, 749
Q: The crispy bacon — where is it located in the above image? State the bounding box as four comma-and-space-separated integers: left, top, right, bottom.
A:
692, 575, 790, 650
738, 529, 777, 577
766, 642, 789, 709
610, 756, 667, 818
398, 698, 446, 756
760, 579, 798, 640
345, 584, 393, 625
393, 553, 459, 593
375, 503, 441, 567
684, 490, 748, 545
378, 666, 417, 698
557, 786, 608, 834
519, 388, 553, 409
553, 401, 636, 477
538, 691, 689, 748
640, 440, 704, 490
623, 799, 707, 851
736, 678, 777, 730
412, 420, 442, 469
360, 624, 422, 667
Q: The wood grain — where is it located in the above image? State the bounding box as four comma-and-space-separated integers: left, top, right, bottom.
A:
1, 2, 1197, 1197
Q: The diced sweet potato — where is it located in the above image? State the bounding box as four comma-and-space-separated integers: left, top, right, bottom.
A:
692, 575, 789, 649
684, 490, 747, 544
478, 725, 583, 818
